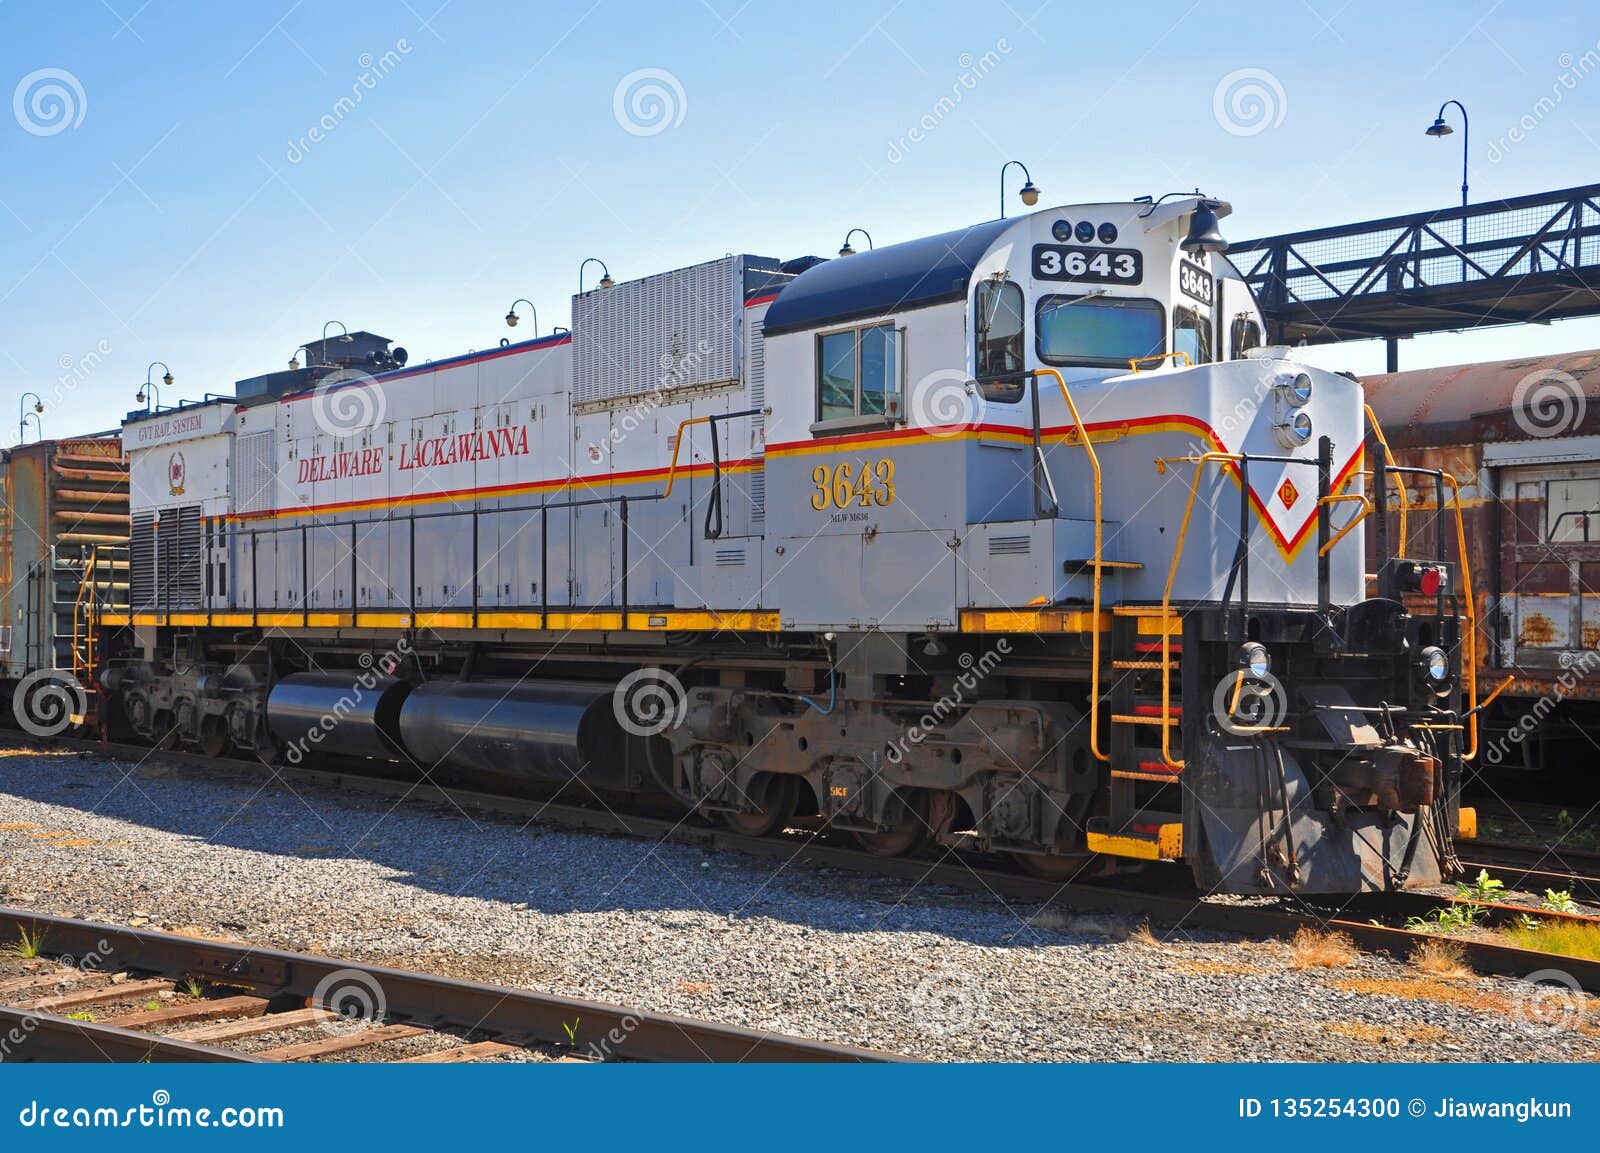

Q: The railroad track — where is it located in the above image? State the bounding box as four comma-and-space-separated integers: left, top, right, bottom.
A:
8, 733, 1600, 998
1457, 840, 1600, 906
0, 909, 898, 1063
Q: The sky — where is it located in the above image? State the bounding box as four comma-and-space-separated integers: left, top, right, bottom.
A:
3, 0, 1600, 439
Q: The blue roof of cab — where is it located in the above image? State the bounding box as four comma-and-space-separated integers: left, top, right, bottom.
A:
761, 217, 1013, 337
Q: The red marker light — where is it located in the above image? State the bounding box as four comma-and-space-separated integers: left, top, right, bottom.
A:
1418, 567, 1444, 596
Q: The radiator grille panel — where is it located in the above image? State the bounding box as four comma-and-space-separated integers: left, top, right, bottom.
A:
131, 505, 203, 610
572, 256, 742, 406
233, 431, 275, 514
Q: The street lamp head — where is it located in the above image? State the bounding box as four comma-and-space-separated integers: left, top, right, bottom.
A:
1425, 116, 1453, 137
838, 228, 873, 258
599, 274, 615, 289
135, 388, 146, 404
1019, 180, 1041, 206
33, 400, 44, 414
162, 371, 173, 387
505, 310, 519, 327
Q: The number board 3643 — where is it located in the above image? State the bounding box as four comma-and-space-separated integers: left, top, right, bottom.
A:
1031, 244, 1142, 285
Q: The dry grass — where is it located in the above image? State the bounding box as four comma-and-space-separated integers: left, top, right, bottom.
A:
1289, 927, 1358, 970
1411, 938, 1473, 979
1319, 1020, 1449, 1045
1126, 920, 1162, 948
1504, 920, 1600, 962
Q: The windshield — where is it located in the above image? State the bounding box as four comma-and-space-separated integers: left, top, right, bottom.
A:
1036, 295, 1164, 369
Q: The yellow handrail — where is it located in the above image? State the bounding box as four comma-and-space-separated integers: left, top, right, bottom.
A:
1128, 351, 1192, 374
1034, 367, 1110, 762
1441, 471, 1483, 760
1156, 452, 1243, 769
1318, 493, 1372, 558
1364, 404, 1409, 559
661, 415, 714, 499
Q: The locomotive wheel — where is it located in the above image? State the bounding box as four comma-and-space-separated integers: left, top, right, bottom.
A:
851, 789, 935, 857
199, 721, 233, 759
722, 774, 800, 837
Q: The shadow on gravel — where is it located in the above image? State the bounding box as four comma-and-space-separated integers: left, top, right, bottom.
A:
0, 748, 1064, 947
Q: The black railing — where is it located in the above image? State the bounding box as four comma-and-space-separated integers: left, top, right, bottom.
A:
1230, 183, 1600, 355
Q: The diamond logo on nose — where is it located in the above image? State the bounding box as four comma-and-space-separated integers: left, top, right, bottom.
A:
1277, 477, 1299, 508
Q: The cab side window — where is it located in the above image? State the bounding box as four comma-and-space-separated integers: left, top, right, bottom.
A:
815, 323, 901, 431
1230, 314, 1262, 359
975, 279, 1025, 402
1174, 306, 1212, 365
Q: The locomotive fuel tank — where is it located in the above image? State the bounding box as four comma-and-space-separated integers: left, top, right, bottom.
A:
396, 680, 645, 791
266, 672, 413, 761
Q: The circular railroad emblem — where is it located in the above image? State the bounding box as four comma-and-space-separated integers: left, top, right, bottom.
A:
167, 450, 186, 496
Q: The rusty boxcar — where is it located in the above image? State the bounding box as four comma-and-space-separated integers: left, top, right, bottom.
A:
0, 435, 130, 724
1365, 349, 1600, 780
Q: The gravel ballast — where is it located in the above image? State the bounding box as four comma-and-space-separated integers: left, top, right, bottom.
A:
1, 746, 1595, 1062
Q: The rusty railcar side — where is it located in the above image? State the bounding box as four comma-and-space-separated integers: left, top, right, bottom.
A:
0, 436, 130, 690
1365, 350, 1600, 774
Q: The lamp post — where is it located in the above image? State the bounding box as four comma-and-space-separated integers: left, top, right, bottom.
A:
838, 229, 873, 258
136, 362, 173, 412
320, 321, 351, 368
1425, 100, 1470, 279
999, 161, 1040, 220
505, 299, 538, 330
19, 392, 44, 444
579, 259, 614, 294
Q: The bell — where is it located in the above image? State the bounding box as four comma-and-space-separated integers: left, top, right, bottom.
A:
1181, 201, 1228, 254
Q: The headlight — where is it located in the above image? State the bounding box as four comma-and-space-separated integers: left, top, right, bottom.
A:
1276, 371, 1313, 407
1422, 646, 1449, 681
1240, 642, 1271, 678
1273, 409, 1313, 449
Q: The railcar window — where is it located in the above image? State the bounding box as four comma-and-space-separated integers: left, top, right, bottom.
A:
975, 279, 1025, 401
1173, 306, 1212, 365
1035, 295, 1164, 369
1547, 478, 1600, 542
814, 323, 900, 429
1230, 314, 1262, 359
818, 331, 856, 423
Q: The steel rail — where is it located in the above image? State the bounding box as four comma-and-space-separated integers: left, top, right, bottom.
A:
7, 734, 1600, 995
0, 1004, 260, 1063
0, 909, 898, 1063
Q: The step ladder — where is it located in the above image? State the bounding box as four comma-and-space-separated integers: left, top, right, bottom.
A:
1087, 606, 1185, 862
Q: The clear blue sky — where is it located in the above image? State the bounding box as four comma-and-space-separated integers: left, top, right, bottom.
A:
4, 0, 1599, 438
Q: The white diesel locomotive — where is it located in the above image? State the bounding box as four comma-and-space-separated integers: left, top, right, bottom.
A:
93, 194, 1478, 893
